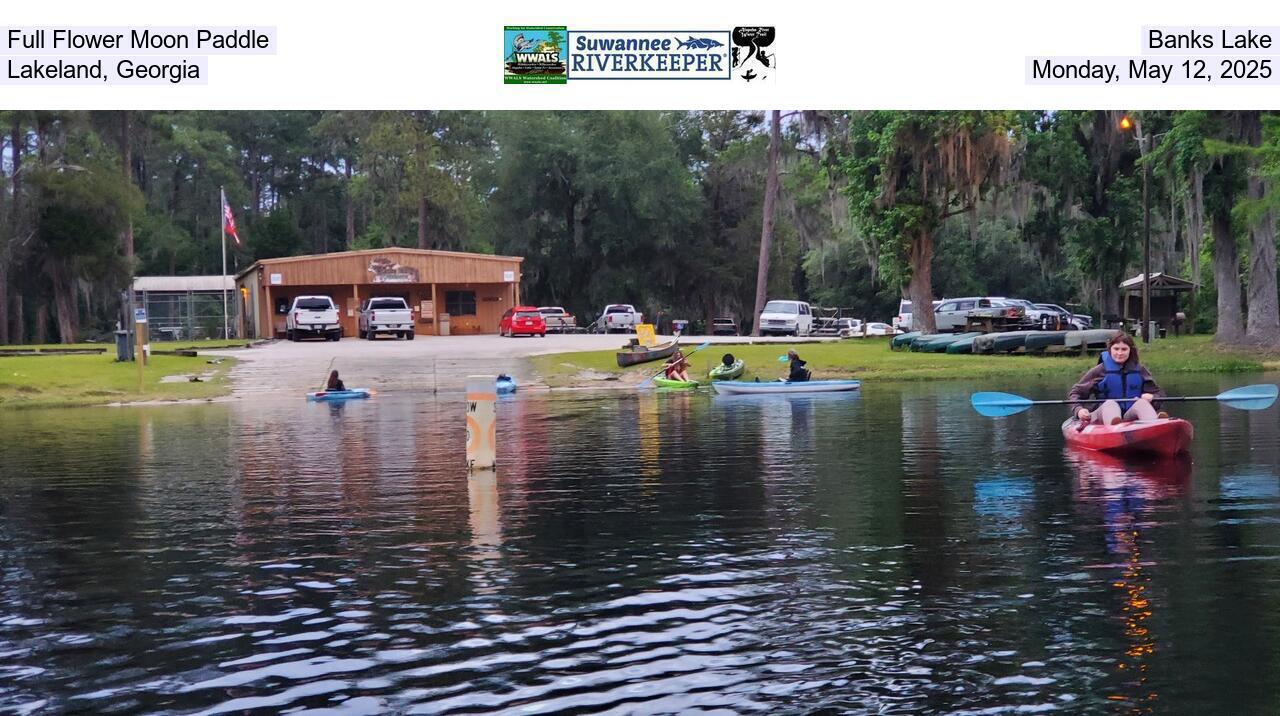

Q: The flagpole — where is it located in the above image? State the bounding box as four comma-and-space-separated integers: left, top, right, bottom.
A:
221, 186, 229, 340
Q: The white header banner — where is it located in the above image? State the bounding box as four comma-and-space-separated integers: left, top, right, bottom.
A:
1, 0, 1275, 108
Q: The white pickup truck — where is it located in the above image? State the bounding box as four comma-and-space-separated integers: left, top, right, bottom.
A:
286, 295, 342, 342
359, 297, 415, 340
597, 304, 643, 333
538, 306, 577, 333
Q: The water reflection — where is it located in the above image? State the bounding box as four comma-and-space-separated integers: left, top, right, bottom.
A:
0, 375, 1278, 713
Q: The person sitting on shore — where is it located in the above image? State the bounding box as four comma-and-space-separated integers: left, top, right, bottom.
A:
1068, 333, 1166, 425
326, 370, 346, 392
786, 350, 811, 382
721, 353, 736, 369
664, 350, 691, 382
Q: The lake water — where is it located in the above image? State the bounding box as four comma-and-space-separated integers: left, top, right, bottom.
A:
1, 375, 1278, 714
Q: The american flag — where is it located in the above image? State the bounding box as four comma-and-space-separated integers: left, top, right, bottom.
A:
222, 192, 241, 246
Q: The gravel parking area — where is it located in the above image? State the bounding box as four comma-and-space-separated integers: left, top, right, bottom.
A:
211, 333, 838, 398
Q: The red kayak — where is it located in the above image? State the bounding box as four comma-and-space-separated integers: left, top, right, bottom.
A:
1060, 417, 1193, 457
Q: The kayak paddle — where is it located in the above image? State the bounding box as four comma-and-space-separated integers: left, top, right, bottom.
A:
638, 340, 712, 388
971, 384, 1279, 418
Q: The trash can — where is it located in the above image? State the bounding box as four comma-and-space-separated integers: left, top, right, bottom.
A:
114, 329, 132, 362
439, 313, 451, 336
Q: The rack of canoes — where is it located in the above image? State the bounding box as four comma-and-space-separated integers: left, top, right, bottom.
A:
890, 328, 1120, 355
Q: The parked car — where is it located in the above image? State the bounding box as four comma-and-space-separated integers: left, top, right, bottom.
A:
1034, 303, 1088, 330
934, 297, 1005, 332
1001, 298, 1057, 326
359, 297, 415, 340
711, 317, 739, 336
500, 306, 547, 337
597, 304, 644, 333
758, 300, 814, 336
836, 318, 863, 337
286, 295, 341, 342
894, 299, 943, 332
537, 306, 577, 333
864, 322, 897, 336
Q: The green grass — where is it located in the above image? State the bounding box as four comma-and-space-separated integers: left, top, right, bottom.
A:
0, 353, 236, 409
529, 335, 1273, 388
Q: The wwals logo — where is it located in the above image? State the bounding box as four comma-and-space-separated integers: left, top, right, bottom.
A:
504, 26, 567, 84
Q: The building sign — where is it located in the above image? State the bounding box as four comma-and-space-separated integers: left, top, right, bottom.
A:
134, 307, 147, 323
269, 273, 282, 285
368, 256, 420, 284
503, 270, 515, 282
421, 300, 434, 316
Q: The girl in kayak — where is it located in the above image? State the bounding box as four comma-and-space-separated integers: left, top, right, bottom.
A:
1069, 333, 1165, 425
786, 350, 811, 382
326, 370, 346, 391
664, 350, 691, 382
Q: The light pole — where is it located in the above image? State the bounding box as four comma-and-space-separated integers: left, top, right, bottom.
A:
1119, 115, 1160, 344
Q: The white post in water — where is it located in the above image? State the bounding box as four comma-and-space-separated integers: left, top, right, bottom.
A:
465, 375, 497, 469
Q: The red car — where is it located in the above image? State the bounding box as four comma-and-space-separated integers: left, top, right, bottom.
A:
500, 306, 547, 337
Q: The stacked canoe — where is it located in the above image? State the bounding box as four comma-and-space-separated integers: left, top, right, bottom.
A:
903, 328, 1121, 356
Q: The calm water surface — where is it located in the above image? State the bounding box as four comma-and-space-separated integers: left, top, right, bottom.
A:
2, 375, 1279, 714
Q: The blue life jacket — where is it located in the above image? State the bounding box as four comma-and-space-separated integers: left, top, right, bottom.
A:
1094, 352, 1145, 412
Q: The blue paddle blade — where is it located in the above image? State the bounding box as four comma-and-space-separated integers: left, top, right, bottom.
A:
777, 355, 790, 363
971, 391, 1035, 417
1219, 384, 1279, 411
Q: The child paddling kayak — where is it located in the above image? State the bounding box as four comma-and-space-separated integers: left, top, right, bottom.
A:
1068, 333, 1166, 425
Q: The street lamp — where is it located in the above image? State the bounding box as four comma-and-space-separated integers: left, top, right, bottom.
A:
1119, 114, 1156, 344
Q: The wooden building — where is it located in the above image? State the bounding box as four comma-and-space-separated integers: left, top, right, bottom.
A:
235, 248, 524, 339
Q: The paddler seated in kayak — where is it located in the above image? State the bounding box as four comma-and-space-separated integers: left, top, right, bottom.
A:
786, 350, 811, 382
1068, 333, 1166, 425
664, 350, 691, 382
326, 370, 346, 392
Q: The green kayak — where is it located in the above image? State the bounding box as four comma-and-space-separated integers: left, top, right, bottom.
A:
890, 331, 921, 350
653, 377, 699, 389
709, 359, 745, 380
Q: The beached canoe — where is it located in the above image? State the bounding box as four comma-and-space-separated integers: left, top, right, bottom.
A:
709, 359, 745, 380
711, 379, 861, 395
916, 332, 983, 353
991, 331, 1036, 353
617, 340, 679, 368
307, 388, 371, 401
946, 334, 979, 354
1061, 417, 1193, 457
1023, 331, 1069, 352
890, 331, 921, 350
653, 377, 699, 389
972, 333, 999, 354
1064, 329, 1120, 350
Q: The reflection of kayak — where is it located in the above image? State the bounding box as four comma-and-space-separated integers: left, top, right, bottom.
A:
1061, 417, 1193, 457
653, 377, 699, 389
712, 379, 860, 395
307, 388, 371, 401
709, 359, 745, 380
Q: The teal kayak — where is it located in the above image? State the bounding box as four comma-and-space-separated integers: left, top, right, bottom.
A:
709, 359, 745, 380
307, 388, 371, 401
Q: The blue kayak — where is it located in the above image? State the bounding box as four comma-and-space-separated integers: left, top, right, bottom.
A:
711, 379, 860, 395
307, 388, 371, 401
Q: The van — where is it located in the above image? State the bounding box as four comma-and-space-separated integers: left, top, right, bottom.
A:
893, 299, 942, 332
758, 300, 813, 336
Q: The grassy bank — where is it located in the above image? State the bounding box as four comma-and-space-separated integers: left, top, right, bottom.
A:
530, 335, 1277, 388
0, 353, 236, 409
